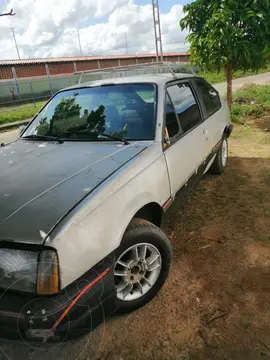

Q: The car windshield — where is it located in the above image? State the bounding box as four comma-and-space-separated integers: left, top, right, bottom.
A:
22, 83, 156, 141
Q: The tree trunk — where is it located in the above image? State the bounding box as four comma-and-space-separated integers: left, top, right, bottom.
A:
226, 63, 233, 112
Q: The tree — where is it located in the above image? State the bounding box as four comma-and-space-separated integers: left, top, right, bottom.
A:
50, 96, 81, 134
85, 105, 106, 134
0, 9, 15, 17
180, 0, 270, 110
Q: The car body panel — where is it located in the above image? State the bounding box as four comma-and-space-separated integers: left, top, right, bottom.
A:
204, 98, 231, 151
0, 140, 147, 244
164, 120, 208, 195
46, 142, 171, 288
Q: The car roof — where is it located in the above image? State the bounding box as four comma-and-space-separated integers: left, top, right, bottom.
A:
64, 73, 196, 91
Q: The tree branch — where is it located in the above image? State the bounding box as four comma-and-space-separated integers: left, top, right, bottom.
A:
0, 9, 16, 17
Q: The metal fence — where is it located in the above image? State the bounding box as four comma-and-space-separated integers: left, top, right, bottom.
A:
0, 62, 196, 115
0, 73, 106, 114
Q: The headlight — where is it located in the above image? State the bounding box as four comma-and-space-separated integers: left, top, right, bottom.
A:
0, 248, 59, 295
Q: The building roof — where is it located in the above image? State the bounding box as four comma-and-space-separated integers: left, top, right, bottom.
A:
0, 53, 188, 66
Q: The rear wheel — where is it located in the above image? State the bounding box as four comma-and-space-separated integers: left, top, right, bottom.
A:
210, 137, 228, 175
114, 219, 172, 313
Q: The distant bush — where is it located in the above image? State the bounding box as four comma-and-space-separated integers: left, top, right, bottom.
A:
173, 63, 200, 74
231, 85, 270, 123
231, 104, 265, 123
231, 106, 245, 123
233, 84, 270, 108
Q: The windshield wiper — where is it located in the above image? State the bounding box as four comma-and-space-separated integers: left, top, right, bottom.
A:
22, 134, 64, 144
97, 133, 129, 145
63, 130, 130, 145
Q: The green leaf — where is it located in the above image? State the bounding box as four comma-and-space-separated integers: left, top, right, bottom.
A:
179, 0, 270, 73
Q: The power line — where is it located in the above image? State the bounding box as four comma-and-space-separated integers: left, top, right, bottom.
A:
10, 28, 20, 60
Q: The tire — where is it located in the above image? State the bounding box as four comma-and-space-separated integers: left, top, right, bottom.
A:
210, 137, 228, 175
114, 219, 172, 313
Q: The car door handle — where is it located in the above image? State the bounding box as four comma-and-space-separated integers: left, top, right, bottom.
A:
203, 129, 208, 135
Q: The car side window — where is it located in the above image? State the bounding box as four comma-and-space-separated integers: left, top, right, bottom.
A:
165, 92, 180, 138
194, 79, 221, 118
167, 83, 202, 133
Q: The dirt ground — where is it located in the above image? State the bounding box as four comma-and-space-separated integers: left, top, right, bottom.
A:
91, 118, 270, 360
0, 117, 269, 360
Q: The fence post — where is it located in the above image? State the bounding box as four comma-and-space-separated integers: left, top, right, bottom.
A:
11, 67, 20, 98
29, 80, 36, 108
45, 64, 53, 96
97, 60, 101, 69
118, 59, 121, 67
73, 62, 77, 73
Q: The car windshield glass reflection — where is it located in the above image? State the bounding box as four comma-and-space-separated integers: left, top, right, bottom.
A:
22, 84, 156, 141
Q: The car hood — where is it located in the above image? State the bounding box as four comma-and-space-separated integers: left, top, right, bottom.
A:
0, 140, 147, 244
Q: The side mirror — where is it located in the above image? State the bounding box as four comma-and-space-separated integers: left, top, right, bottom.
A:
19, 124, 27, 137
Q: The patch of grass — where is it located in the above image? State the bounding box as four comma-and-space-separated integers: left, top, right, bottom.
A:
230, 122, 270, 158
200, 71, 227, 84
258, 131, 270, 145
233, 84, 270, 108
252, 190, 267, 203
200, 66, 270, 84
231, 84, 270, 123
0, 101, 45, 125
231, 125, 253, 139
231, 104, 265, 123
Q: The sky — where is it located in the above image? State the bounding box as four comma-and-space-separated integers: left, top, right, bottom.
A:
0, 0, 192, 60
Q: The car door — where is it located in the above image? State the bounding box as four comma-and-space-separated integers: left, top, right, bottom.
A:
163, 81, 208, 196
191, 78, 224, 153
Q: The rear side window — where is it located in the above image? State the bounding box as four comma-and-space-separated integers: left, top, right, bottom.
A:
167, 83, 202, 133
195, 79, 221, 117
165, 93, 180, 137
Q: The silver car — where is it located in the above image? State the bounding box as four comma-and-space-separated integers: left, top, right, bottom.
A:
0, 72, 232, 341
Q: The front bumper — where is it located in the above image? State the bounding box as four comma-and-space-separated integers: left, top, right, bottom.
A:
0, 253, 117, 342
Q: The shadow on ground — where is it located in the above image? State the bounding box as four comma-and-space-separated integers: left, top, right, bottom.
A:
0, 157, 269, 360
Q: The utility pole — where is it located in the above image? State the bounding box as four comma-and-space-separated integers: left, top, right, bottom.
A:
151, 0, 163, 62
10, 28, 20, 60
77, 29, 83, 56
125, 32, 128, 55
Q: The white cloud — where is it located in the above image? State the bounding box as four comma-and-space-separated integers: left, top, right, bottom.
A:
0, 0, 188, 60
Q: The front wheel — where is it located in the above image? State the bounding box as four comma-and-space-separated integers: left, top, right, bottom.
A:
114, 219, 172, 313
210, 137, 228, 175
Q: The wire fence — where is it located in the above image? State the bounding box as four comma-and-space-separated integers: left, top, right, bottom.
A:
0, 73, 104, 114
0, 62, 197, 115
